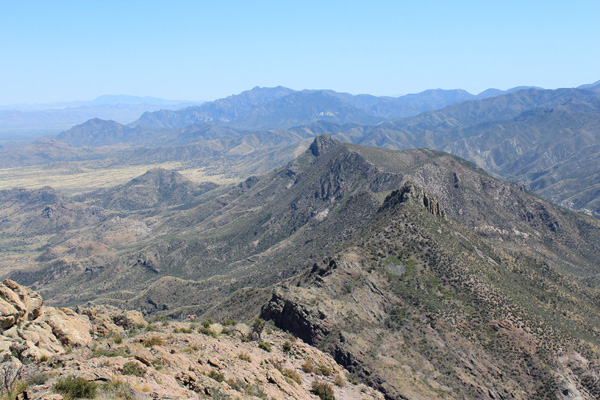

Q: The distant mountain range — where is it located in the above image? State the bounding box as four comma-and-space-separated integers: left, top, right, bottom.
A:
131, 85, 538, 130
0, 95, 203, 141
3, 81, 600, 219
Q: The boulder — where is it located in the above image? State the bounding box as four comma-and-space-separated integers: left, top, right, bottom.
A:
41, 307, 92, 347
2, 280, 43, 320
0, 280, 44, 329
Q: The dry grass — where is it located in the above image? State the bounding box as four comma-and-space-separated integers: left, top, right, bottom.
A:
0, 161, 239, 195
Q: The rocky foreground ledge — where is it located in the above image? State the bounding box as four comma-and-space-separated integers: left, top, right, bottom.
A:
0, 280, 383, 400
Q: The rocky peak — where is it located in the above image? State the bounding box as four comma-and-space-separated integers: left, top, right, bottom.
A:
309, 134, 339, 157
380, 181, 447, 219
129, 168, 188, 187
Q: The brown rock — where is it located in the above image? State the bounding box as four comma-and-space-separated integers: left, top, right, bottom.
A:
41, 307, 92, 347
3, 280, 43, 320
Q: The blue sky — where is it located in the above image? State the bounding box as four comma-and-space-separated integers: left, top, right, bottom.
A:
1, 0, 599, 103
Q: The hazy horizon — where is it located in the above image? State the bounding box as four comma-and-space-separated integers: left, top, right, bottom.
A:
1, 0, 599, 104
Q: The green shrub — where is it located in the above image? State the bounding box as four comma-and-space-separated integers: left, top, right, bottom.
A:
27, 372, 50, 386
252, 318, 266, 338
143, 336, 164, 347
311, 380, 335, 400
54, 376, 98, 399
238, 352, 252, 362
222, 318, 237, 326
316, 363, 332, 376
100, 379, 134, 400
283, 341, 292, 353
282, 369, 301, 385
258, 341, 272, 352
208, 370, 225, 382
122, 361, 146, 377
93, 347, 129, 358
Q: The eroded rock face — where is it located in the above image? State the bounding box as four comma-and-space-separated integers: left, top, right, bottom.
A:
380, 181, 447, 219
0, 280, 44, 329
0, 280, 91, 361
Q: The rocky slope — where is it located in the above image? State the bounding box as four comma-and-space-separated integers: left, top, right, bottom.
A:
261, 184, 600, 399
0, 280, 383, 400
2, 136, 600, 399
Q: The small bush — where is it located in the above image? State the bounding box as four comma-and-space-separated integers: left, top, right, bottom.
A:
316, 363, 332, 376
333, 374, 345, 387
100, 379, 134, 400
302, 360, 315, 373
112, 335, 123, 345
5, 380, 28, 400
283, 341, 292, 353
252, 318, 266, 338
311, 380, 335, 400
238, 352, 252, 362
208, 370, 224, 382
258, 341, 272, 352
27, 372, 50, 386
143, 336, 164, 347
54, 376, 98, 399
93, 347, 128, 358
174, 327, 193, 334
122, 361, 146, 377
202, 319, 213, 329
222, 318, 237, 326
145, 324, 158, 332
282, 369, 301, 385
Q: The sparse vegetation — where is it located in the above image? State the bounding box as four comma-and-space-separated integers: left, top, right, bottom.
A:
302, 360, 315, 373
283, 340, 292, 352
143, 336, 164, 347
282, 368, 301, 385
100, 379, 134, 400
316, 363, 332, 376
122, 361, 146, 377
252, 318, 266, 340
54, 376, 98, 399
311, 380, 335, 400
258, 341, 272, 352
333, 373, 345, 387
208, 370, 225, 382
238, 352, 252, 362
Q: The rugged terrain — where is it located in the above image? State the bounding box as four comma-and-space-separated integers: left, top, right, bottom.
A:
2, 135, 600, 398
0, 280, 381, 400
2, 84, 600, 217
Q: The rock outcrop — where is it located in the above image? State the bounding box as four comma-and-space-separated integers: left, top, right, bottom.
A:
0, 280, 92, 361
0, 281, 384, 400
379, 181, 447, 219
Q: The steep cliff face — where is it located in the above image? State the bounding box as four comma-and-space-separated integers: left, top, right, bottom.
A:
379, 181, 447, 219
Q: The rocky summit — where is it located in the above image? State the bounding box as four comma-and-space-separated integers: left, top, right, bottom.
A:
0, 280, 383, 400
